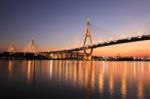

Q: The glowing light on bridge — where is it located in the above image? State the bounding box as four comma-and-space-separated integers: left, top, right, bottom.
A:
24, 37, 37, 53
8, 41, 16, 53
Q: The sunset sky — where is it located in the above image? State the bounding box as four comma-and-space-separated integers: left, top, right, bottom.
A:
1, 0, 150, 57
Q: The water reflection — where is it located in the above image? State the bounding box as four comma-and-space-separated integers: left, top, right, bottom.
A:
109, 63, 114, 96
98, 62, 104, 95
121, 64, 127, 99
8, 60, 14, 79
27, 60, 35, 84
48, 60, 53, 80
0, 60, 150, 99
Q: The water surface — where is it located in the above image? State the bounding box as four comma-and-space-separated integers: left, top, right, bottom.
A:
0, 60, 150, 99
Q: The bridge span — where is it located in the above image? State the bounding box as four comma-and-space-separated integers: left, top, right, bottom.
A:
44, 34, 150, 59
46, 34, 150, 53
44, 19, 150, 60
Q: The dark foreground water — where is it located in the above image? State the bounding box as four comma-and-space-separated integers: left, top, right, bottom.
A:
0, 60, 150, 99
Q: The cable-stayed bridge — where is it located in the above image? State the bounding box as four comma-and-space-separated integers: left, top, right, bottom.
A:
43, 19, 150, 60
44, 34, 150, 60
1, 19, 150, 60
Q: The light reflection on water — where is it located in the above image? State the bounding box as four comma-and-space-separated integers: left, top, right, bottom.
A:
0, 60, 150, 99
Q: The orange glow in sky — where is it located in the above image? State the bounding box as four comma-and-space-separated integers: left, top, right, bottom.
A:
93, 40, 150, 57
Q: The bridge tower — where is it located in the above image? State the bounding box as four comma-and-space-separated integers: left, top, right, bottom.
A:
83, 18, 93, 60
8, 41, 15, 53
25, 37, 37, 53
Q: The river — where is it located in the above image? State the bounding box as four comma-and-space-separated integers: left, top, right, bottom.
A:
0, 60, 150, 99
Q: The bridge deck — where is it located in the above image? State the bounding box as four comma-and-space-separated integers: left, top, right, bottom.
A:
46, 34, 150, 53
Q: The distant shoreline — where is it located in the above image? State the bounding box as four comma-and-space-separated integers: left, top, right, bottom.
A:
1, 52, 150, 61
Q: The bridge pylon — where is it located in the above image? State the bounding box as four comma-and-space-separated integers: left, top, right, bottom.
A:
25, 37, 37, 53
8, 41, 16, 53
83, 18, 93, 60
